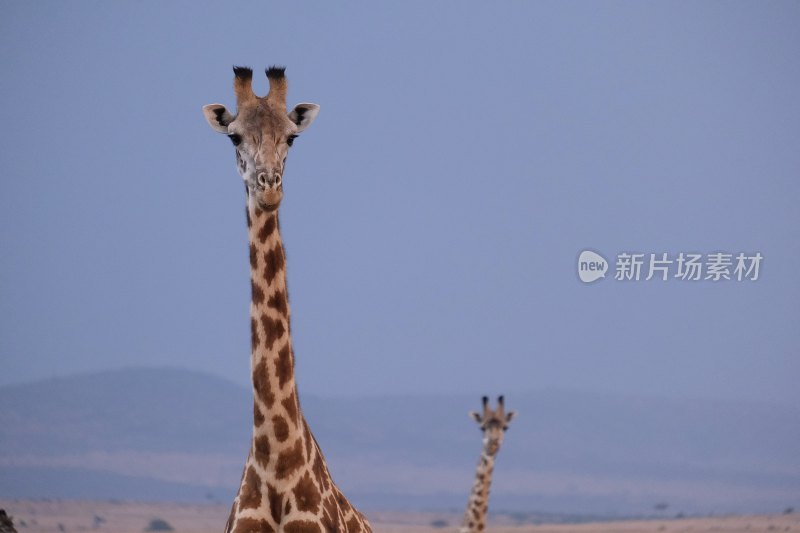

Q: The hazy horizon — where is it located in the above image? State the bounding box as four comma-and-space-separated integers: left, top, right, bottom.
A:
2, 365, 799, 410
3, 367, 797, 514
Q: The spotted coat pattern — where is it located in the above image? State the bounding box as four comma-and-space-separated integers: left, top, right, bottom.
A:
225, 206, 372, 533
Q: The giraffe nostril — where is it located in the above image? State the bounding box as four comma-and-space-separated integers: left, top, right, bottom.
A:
257, 173, 267, 187
275, 175, 281, 186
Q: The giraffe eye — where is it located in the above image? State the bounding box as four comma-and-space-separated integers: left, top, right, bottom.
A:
287, 134, 298, 147
228, 133, 242, 146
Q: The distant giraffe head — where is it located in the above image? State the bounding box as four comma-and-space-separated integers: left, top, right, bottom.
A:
469, 395, 516, 456
202, 66, 319, 212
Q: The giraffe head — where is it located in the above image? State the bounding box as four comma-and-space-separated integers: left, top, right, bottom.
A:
469, 395, 516, 456
203, 66, 319, 212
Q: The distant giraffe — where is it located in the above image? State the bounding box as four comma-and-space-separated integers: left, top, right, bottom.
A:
203, 66, 371, 533
460, 396, 515, 533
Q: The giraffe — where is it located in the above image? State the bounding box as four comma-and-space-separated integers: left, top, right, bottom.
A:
460, 396, 515, 533
203, 66, 372, 533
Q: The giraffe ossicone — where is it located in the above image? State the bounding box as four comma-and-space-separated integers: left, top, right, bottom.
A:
461, 395, 516, 533
203, 66, 371, 533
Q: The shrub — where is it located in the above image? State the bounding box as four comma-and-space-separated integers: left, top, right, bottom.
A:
145, 518, 174, 532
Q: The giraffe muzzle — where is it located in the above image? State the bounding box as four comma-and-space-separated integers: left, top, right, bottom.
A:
251, 173, 284, 212
256, 172, 282, 190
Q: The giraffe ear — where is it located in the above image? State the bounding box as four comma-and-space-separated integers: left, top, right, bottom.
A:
469, 411, 482, 423
288, 103, 320, 132
505, 411, 517, 423
203, 104, 235, 133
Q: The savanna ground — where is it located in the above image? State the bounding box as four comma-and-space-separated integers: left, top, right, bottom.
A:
0, 500, 797, 533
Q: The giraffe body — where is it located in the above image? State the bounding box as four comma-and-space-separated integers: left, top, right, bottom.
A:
203, 66, 371, 533
460, 396, 515, 533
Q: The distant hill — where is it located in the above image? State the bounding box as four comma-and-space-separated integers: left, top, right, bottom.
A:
1, 368, 798, 515
0, 368, 250, 456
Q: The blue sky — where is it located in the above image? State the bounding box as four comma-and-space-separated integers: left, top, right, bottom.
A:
1, 2, 798, 405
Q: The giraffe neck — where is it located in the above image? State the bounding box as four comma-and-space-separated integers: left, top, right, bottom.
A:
246, 204, 306, 476
225, 198, 371, 533
460, 445, 496, 533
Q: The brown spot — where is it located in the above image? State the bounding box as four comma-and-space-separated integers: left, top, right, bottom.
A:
275, 343, 293, 388
272, 415, 290, 442
254, 402, 265, 427
275, 437, 305, 479
267, 289, 288, 316
267, 483, 282, 524
258, 215, 277, 243
249, 243, 258, 269
478, 523, 485, 531
260, 314, 286, 351
252, 280, 265, 305
311, 453, 326, 489
321, 506, 338, 533
323, 494, 337, 517
346, 516, 360, 532
239, 466, 262, 509
253, 359, 275, 408
246, 206, 252, 228
281, 393, 298, 426
303, 419, 314, 460
292, 471, 321, 514
336, 489, 350, 512
263, 245, 285, 285
254, 435, 271, 467
251, 317, 260, 352
232, 518, 274, 533
283, 521, 321, 533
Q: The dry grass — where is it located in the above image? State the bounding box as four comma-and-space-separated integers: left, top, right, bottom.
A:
0, 500, 797, 533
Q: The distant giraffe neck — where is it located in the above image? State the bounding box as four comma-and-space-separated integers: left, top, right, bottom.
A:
460, 446, 496, 533
246, 204, 305, 469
